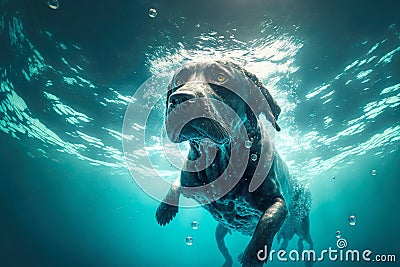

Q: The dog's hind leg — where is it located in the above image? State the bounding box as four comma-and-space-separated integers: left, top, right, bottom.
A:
300, 215, 313, 249
277, 224, 294, 250
215, 223, 233, 267
293, 214, 314, 267
298, 215, 315, 267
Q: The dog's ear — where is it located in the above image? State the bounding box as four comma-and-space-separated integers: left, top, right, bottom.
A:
165, 81, 173, 118
257, 82, 281, 132
251, 81, 281, 132
218, 61, 281, 131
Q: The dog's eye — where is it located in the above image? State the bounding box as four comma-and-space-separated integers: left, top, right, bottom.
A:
216, 74, 226, 83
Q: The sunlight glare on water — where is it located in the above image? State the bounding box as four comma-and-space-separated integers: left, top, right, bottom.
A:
0, 11, 398, 183
145, 22, 399, 181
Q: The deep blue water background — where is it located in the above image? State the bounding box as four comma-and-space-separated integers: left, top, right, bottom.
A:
1, 0, 399, 266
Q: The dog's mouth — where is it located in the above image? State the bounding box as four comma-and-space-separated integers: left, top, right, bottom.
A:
166, 117, 230, 145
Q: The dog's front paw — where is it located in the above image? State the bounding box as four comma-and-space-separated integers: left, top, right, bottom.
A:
238, 244, 264, 267
156, 202, 178, 226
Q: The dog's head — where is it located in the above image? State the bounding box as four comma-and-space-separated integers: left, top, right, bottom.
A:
165, 61, 281, 145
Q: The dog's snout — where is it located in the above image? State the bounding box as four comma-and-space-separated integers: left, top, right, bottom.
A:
168, 91, 196, 106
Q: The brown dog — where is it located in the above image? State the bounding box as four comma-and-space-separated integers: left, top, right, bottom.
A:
156, 61, 313, 266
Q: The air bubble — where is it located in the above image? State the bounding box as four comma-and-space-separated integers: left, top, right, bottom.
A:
185, 236, 193, 246
371, 169, 377, 176
48, 0, 59, 10
148, 8, 157, 18
191, 221, 199, 230
245, 140, 253, 148
250, 154, 258, 161
336, 230, 341, 238
348, 215, 357, 226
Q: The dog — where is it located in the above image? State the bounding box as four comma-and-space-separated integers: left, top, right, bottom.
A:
156, 60, 313, 266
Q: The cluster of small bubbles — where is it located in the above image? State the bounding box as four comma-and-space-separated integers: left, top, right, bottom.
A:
191, 221, 199, 230
250, 154, 258, 161
336, 230, 341, 238
148, 8, 157, 18
371, 169, 377, 176
348, 215, 357, 226
47, 0, 59, 10
244, 140, 253, 148
185, 236, 193, 246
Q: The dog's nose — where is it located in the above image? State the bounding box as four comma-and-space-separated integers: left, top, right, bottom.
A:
168, 91, 196, 106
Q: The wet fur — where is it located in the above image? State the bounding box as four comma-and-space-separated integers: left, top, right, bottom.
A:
156, 61, 313, 266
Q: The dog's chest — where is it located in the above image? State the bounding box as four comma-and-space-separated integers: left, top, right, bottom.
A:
203, 195, 263, 235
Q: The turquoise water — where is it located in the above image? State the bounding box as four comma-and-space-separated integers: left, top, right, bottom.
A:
1, 0, 399, 266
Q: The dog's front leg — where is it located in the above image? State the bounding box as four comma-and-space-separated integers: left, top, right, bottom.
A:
156, 177, 181, 226
240, 198, 287, 266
